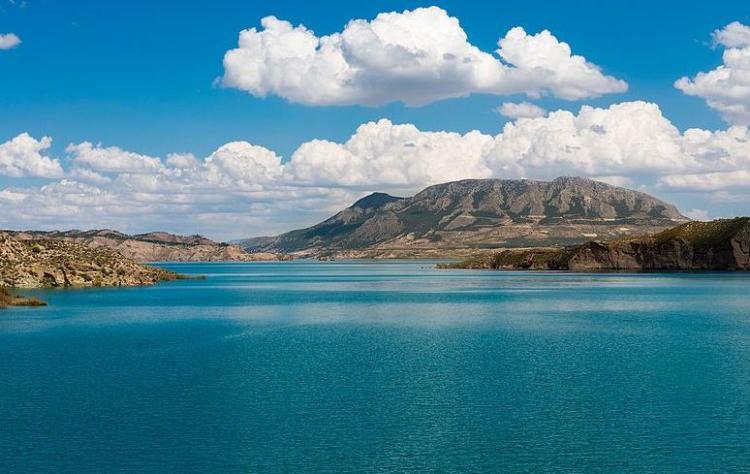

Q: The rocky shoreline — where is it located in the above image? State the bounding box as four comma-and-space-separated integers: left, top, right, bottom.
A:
441, 218, 750, 272
1, 232, 183, 289
0, 287, 47, 308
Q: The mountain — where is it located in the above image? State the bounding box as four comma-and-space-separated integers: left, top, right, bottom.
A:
443, 217, 750, 271
242, 177, 688, 256
0, 232, 181, 288
6, 229, 285, 262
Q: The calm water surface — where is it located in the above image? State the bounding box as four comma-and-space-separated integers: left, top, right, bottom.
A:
1, 261, 749, 473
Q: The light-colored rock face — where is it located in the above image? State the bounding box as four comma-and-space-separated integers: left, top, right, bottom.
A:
6, 230, 286, 263
247, 177, 688, 255
0, 233, 180, 288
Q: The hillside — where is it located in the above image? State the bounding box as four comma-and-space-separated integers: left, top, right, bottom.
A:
7, 229, 285, 262
0, 232, 182, 288
444, 218, 750, 271
242, 177, 688, 256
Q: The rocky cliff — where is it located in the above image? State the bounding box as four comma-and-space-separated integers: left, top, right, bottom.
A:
0, 232, 181, 288
241, 177, 687, 256
445, 218, 750, 271
7, 229, 285, 262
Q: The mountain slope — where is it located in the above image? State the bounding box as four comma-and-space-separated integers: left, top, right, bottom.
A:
243, 177, 688, 255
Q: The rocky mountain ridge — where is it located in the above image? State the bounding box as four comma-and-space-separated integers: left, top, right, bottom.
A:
242, 177, 688, 256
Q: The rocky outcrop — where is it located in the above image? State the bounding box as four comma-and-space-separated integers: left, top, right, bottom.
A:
0, 232, 182, 288
444, 218, 750, 272
7, 229, 286, 262
242, 177, 687, 256
0, 287, 46, 308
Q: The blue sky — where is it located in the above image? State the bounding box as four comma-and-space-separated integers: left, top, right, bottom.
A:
1, 0, 742, 156
2, 0, 750, 238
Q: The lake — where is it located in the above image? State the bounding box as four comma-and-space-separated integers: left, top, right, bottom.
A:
1, 261, 749, 473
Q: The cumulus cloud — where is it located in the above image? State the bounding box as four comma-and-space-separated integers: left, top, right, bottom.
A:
66, 142, 164, 174
658, 170, 750, 191
675, 21, 750, 125
4, 101, 750, 237
286, 120, 492, 188
485, 102, 692, 178
0, 33, 21, 50
165, 152, 199, 169
496, 101, 547, 119
684, 208, 711, 221
204, 141, 283, 185
0, 133, 63, 178
712, 21, 750, 48
221, 6, 626, 106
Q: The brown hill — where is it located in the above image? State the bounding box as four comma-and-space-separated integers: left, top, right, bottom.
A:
7, 229, 284, 262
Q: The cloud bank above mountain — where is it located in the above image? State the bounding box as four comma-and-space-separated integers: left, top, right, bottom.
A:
2, 101, 749, 237
221, 6, 627, 106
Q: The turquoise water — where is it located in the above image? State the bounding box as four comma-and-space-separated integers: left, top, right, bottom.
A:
1, 261, 749, 473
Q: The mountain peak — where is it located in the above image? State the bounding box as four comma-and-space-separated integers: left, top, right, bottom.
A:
351, 192, 402, 210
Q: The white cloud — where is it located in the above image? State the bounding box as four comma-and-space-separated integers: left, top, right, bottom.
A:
285, 119, 492, 188
221, 6, 626, 106
495, 27, 626, 100
0, 133, 63, 178
485, 101, 692, 178
675, 21, 750, 125
496, 101, 547, 119
712, 21, 750, 48
165, 152, 199, 169
684, 208, 711, 221
66, 142, 164, 174
204, 141, 283, 185
658, 170, 750, 191
68, 167, 112, 184
0, 33, 21, 50
4, 101, 750, 237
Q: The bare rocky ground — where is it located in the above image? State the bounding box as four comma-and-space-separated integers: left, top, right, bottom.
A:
0, 232, 183, 288
6, 229, 287, 263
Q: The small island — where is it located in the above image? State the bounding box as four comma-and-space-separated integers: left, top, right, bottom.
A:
441, 218, 750, 272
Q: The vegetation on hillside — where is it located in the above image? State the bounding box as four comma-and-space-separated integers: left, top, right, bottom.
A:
441, 217, 750, 272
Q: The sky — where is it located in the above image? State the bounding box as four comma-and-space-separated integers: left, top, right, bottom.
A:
1, 0, 750, 240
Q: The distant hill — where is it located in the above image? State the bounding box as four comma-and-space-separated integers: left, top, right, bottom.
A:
6, 229, 285, 262
240, 177, 688, 256
443, 217, 750, 271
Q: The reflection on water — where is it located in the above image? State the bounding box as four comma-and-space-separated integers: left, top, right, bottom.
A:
1, 261, 750, 473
